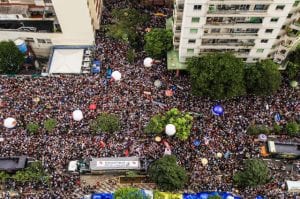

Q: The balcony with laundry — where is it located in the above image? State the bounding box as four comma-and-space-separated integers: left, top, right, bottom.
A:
207, 4, 269, 15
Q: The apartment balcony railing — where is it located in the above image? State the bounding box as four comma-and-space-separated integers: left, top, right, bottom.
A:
201, 42, 255, 47
203, 32, 258, 37
207, 9, 268, 14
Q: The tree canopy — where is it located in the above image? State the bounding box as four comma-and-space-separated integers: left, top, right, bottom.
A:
148, 155, 188, 191
144, 108, 193, 140
144, 28, 173, 58
114, 187, 148, 199
286, 45, 300, 80
245, 60, 282, 96
106, 8, 149, 48
233, 159, 270, 187
90, 113, 120, 133
187, 53, 246, 99
0, 40, 25, 74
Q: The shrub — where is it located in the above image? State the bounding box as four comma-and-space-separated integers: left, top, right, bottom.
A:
90, 113, 120, 133
26, 122, 39, 134
43, 118, 57, 132
286, 121, 299, 136
273, 123, 282, 134
247, 125, 270, 135
144, 114, 164, 134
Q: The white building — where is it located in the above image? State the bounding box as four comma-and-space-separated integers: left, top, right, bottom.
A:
172, 0, 300, 68
0, 0, 103, 56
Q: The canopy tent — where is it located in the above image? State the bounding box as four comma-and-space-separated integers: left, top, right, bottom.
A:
49, 49, 84, 74
183, 192, 242, 199
286, 180, 300, 193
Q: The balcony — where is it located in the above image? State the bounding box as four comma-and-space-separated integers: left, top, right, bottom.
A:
203, 32, 258, 38
201, 41, 255, 47
206, 17, 263, 25
0, 20, 61, 33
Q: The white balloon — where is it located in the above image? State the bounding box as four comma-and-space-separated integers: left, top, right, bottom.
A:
201, 158, 208, 166
216, 152, 223, 158
226, 196, 234, 199
112, 71, 122, 81
3, 117, 17, 128
154, 80, 162, 88
72, 110, 83, 121
143, 57, 153, 67
165, 124, 176, 136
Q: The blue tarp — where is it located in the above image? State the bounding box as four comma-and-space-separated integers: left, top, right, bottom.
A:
183, 192, 242, 199
91, 193, 113, 199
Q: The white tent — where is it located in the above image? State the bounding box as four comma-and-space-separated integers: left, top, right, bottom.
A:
49, 49, 84, 74
286, 181, 300, 192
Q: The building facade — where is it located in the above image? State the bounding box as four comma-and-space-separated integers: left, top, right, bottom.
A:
0, 0, 103, 56
173, 0, 300, 66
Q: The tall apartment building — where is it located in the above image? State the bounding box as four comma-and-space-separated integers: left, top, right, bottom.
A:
173, 0, 300, 67
0, 0, 103, 56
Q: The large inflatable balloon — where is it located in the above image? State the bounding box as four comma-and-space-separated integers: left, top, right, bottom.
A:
111, 71, 122, 81
72, 110, 83, 121
143, 57, 153, 67
212, 105, 224, 116
154, 80, 162, 88
3, 117, 17, 128
165, 124, 176, 136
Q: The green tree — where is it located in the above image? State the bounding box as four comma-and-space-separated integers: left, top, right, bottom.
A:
148, 155, 188, 191
233, 159, 270, 187
90, 113, 120, 133
26, 122, 39, 134
0, 41, 25, 74
286, 121, 299, 136
247, 125, 270, 135
106, 8, 149, 48
245, 60, 282, 96
43, 118, 57, 132
273, 123, 282, 134
145, 108, 193, 140
187, 53, 246, 99
164, 108, 193, 140
144, 28, 173, 58
286, 45, 300, 80
144, 114, 165, 134
0, 171, 9, 184
114, 187, 147, 199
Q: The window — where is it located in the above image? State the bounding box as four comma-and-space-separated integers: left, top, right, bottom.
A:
37, 39, 46, 44
45, 39, 52, 44
270, 18, 279, 22
261, 39, 268, 43
188, 39, 196, 44
256, 49, 264, 53
254, 4, 268, 10
211, 28, 220, 33
194, 5, 202, 10
253, 58, 259, 61
25, 38, 34, 43
191, 17, 200, 23
187, 49, 194, 54
276, 5, 285, 10
190, 28, 198, 33
276, 36, 281, 39
265, 29, 273, 33
287, 14, 293, 18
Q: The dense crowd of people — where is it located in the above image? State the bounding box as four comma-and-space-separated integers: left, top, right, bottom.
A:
0, 0, 299, 198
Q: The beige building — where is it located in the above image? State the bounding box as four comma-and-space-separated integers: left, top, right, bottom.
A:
0, 0, 103, 56
172, 0, 300, 68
